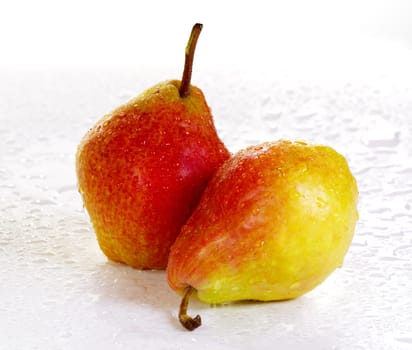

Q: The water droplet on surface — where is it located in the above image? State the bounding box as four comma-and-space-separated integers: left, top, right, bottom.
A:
59, 331, 73, 339
32, 199, 57, 206
361, 119, 401, 148
394, 337, 412, 345
56, 185, 77, 193
393, 244, 412, 258
262, 112, 282, 121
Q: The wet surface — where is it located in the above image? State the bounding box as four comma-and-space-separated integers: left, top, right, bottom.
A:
1, 64, 411, 349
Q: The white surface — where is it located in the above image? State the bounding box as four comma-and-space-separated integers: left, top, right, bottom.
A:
1, 1, 412, 349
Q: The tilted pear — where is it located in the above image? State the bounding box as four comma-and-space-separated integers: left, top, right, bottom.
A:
76, 24, 230, 269
167, 140, 358, 330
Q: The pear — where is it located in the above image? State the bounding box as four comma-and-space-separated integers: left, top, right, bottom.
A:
167, 140, 358, 330
76, 24, 230, 269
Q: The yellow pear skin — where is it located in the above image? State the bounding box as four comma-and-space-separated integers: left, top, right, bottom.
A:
168, 140, 358, 305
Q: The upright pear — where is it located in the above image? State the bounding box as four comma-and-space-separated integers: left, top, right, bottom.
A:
167, 140, 358, 330
76, 24, 230, 269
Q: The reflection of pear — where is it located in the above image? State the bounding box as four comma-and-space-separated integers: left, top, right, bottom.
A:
76, 24, 230, 269
167, 140, 358, 330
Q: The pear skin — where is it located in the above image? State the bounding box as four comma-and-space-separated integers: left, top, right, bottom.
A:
167, 140, 358, 305
76, 80, 230, 269
76, 24, 230, 270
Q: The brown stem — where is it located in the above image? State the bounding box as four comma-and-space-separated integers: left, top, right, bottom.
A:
178, 286, 202, 331
179, 23, 203, 98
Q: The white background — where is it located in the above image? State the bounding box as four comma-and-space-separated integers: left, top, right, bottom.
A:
1, 0, 412, 72
1, 1, 412, 349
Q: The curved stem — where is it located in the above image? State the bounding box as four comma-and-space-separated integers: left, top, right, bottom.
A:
179, 286, 202, 331
179, 23, 203, 98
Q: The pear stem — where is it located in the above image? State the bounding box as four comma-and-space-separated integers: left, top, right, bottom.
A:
178, 286, 202, 331
179, 23, 203, 98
